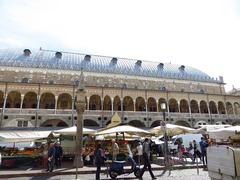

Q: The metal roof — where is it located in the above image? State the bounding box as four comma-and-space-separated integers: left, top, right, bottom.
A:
0, 48, 221, 83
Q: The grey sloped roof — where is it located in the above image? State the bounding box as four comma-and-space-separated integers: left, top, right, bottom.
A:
0, 48, 220, 83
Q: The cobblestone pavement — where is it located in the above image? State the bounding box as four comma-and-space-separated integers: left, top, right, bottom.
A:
5, 168, 210, 180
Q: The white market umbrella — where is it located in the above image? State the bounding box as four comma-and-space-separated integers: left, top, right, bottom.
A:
208, 125, 240, 140
150, 123, 195, 136
0, 130, 52, 142
54, 126, 96, 135
194, 124, 232, 134
95, 124, 151, 136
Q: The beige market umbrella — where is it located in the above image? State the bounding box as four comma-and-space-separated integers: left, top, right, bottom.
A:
150, 123, 195, 136
193, 124, 232, 134
54, 126, 96, 135
95, 124, 151, 137
208, 125, 240, 140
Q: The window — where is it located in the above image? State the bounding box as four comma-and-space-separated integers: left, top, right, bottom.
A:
17, 120, 28, 127
17, 121, 23, 127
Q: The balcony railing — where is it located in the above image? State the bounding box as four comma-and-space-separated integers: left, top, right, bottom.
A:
1, 108, 240, 120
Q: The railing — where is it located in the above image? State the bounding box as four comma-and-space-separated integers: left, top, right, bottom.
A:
2, 108, 240, 121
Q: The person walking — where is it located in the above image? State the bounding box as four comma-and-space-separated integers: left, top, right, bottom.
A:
55, 142, 63, 168
192, 140, 201, 164
94, 143, 106, 180
139, 138, 156, 180
136, 142, 143, 166
112, 139, 119, 161
199, 137, 208, 166
46, 142, 56, 172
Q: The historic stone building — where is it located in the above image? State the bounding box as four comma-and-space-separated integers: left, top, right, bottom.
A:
0, 48, 239, 129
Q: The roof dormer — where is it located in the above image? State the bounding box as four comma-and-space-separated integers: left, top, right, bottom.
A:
179, 65, 185, 72
157, 63, 164, 69
55, 52, 62, 59
111, 57, 118, 65
23, 49, 31, 56
135, 60, 142, 66
84, 55, 91, 61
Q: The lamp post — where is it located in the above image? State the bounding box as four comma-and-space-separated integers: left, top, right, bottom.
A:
74, 69, 86, 179
160, 103, 168, 165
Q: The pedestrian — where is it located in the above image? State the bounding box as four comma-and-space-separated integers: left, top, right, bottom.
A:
187, 142, 194, 162
112, 139, 119, 161
94, 143, 106, 180
199, 137, 208, 166
136, 142, 143, 166
46, 142, 56, 172
139, 138, 156, 180
55, 142, 63, 168
192, 140, 201, 164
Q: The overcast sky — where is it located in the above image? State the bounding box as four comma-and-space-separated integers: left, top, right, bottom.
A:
0, 0, 240, 91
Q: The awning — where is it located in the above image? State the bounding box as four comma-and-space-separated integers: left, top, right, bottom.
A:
95, 124, 151, 136
54, 126, 96, 135
208, 126, 240, 140
0, 130, 52, 142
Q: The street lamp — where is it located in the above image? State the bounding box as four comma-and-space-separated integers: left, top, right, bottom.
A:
160, 102, 168, 165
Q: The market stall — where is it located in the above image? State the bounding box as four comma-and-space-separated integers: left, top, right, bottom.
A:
0, 130, 52, 168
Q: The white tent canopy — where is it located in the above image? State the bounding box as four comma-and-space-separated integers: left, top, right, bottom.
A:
95, 124, 151, 136
195, 124, 232, 134
208, 126, 240, 140
54, 126, 96, 135
0, 130, 52, 142
150, 123, 195, 136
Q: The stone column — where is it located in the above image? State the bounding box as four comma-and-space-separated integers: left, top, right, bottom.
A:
20, 94, 24, 113
111, 97, 114, 115
55, 95, 58, 114
74, 69, 86, 174
71, 97, 75, 126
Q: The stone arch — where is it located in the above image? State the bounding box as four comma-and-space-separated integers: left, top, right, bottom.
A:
150, 120, 160, 128
226, 102, 234, 114
147, 97, 157, 112
0, 91, 4, 108
89, 95, 101, 110
180, 99, 189, 113
128, 120, 145, 127
200, 100, 208, 114
190, 100, 199, 113
158, 98, 167, 112
123, 96, 134, 111
103, 95, 112, 111
168, 98, 179, 112
234, 102, 240, 115
175, 120, 191, 127
218, 101, 226, 114
57, 93, 72, 109
40, 119, 69, 127
209, 101, 218, 114
84, 119, 99, 127
23, 92, 37, 108
40, 92, 55, 109
135, 97, 146, 111
6, 91, 21, 108
113, 96, 121, 111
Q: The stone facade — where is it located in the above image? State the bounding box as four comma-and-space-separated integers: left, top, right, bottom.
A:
0, 49, 239, 129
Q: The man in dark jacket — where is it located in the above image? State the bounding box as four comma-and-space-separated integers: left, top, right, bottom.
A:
46, 143, 56, 172
94, 143, 105, 180
55, 142, 63, 168
199, 137, 208, 166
